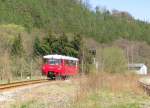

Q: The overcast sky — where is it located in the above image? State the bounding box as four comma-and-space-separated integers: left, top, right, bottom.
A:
88, 0, 150, 22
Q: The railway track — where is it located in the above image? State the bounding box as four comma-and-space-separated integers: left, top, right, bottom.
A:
0, 79, 49, 91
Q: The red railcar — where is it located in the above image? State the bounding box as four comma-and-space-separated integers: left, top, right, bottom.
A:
42, 54, 79, 79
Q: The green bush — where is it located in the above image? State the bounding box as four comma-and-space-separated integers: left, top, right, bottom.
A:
102, 47, 127, 73
11, 34, 24, 56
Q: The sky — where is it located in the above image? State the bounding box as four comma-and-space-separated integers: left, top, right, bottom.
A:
88, 0, 150, 22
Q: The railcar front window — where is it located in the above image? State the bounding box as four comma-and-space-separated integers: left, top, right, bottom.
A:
48, 59, 61, 65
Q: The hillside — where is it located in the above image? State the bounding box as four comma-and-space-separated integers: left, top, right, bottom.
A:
0, 0, 150, 44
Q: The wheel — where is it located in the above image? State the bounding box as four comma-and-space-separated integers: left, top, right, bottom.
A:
48, 72, 55, 80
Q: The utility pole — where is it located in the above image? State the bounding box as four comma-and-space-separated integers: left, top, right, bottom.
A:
30, 59, 33, 78
126, 47, 130, 70
81, 47, 84, 74
89, 48, 98, 73
131, 45, 134, 64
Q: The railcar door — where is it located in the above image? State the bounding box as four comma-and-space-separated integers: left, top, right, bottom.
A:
64, 60, 70, 75
68, 60, 77, 75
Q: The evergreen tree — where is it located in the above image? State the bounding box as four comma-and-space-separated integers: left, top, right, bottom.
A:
33, 36, 43, 56
33, 32, 81, 57
59, 32, 69, 55
72, 34, 83, 57
11, 34, 24, 56
42, 31, 57, 54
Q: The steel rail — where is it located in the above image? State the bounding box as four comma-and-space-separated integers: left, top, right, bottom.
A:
0, 79, 49, 90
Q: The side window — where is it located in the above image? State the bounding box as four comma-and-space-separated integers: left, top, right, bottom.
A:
65, 60, 69, 66
67, 60, 76, 66
64, 60, 77, 66
70, 60, 76, 66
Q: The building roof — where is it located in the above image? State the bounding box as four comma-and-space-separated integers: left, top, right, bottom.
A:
43, 54, 79, 61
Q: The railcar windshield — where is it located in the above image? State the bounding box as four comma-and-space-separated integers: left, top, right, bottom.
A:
44, 58, 61, 65
49, 59, 61, 65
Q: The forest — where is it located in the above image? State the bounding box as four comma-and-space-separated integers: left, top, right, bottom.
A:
0, 0, 150, 44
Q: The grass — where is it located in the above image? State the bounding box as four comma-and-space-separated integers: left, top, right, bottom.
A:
5, 73, 150, 108
72, 73, 150, 108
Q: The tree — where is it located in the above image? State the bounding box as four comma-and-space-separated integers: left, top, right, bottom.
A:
11, 34, 24, 57
34, 31, 57, 55
58, 32, 69, 55
72, 33, 83, 57
102, 47, 127, 73
33, 36, 43, 56
33, 32, 79, 57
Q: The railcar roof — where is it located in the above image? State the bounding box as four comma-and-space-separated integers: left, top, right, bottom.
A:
43, 54, 79, 61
